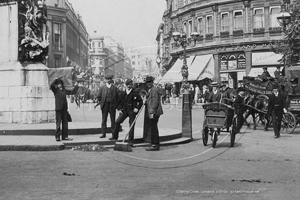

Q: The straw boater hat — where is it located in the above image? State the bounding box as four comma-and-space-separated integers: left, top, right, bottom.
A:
210, 82, 219, 87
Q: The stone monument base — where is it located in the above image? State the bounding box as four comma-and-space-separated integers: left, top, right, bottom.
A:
0, 62, 55, 124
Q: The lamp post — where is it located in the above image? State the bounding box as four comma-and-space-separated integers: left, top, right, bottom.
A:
172, 31, 199, 139
277, 0, 292, 31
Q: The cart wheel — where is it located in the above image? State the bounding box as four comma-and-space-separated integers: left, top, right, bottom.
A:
212, 131, 218, 148
281, 111, 297, 134
230, 117, 237, 147
202, 127, 208, 146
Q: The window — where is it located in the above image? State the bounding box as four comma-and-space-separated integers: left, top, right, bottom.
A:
253, 8, 264, 29
269, 7, 280, 28
54, 56, 61, 68
53, 23, 61, 50
234, 11, 243, 30
197, 17, 203, 35
188, 20, 193, 35
132, 61, 135, 65
221, 13, 229, 32
183, 21, 187, 34
206, 15, 214, 34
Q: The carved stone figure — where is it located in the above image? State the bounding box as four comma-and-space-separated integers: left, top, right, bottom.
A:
18, 0, 49, 63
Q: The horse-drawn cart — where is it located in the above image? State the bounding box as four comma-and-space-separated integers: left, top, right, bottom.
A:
202, 102, 237, 148
243, 76, 298, 134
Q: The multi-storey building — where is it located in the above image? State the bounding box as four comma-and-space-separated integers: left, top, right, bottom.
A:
89, 33, 133, 80
126, 46, 160, 81
47, 0, 89, 69
159, 0, 289, 88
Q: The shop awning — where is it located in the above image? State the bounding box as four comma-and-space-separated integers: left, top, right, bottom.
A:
193, 55, 214, 80
248, 67, 277, 77
187, 54, 213, 80
159, 56, 194, 83
252, 52, 283, 66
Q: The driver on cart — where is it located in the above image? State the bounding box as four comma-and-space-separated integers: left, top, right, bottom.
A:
233, 87, 246, 134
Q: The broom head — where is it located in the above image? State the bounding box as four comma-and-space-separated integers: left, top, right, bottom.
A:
114, 142, 132, 152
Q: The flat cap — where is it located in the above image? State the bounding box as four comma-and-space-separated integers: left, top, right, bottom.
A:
125, 79, 133, 85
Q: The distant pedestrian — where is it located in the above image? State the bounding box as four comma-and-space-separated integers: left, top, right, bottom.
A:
144, 76, 163, 151
51, 79, 79, 141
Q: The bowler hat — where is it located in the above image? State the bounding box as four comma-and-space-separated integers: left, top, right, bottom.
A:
125, 79, 133, 85
105, 74, 114, 80
237, 87, 246, 92
263, 66, 268, 70
145, 76, 154, 83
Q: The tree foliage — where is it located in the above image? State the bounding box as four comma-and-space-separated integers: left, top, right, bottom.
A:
273, 0, 300, 66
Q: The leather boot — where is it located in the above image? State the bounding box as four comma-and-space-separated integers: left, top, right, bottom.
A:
100, 134, 106, 138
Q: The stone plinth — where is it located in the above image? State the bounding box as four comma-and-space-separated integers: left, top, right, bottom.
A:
0, 62, 55, 124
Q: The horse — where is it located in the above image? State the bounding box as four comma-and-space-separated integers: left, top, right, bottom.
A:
243, 93, 269, 130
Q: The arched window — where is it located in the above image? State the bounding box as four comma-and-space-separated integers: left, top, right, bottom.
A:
269, 7, 280, 28
253, 8, 264, 29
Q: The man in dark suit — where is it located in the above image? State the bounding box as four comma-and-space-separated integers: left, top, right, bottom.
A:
233, 87, 246, 134
97, 74, 120, 138
267, 84, 287, 138
144, 76, 163, 151
109, 79, 143, 145
51, 79, 79, 141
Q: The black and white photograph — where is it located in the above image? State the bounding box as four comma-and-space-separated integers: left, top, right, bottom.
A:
0, 0, 300, 199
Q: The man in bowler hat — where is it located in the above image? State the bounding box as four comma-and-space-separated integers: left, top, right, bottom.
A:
144, 76, 163, 151
110, 79, 143, 145
267, 84, 287, 138
51, 79, 79, 141
96, 74, 120, 138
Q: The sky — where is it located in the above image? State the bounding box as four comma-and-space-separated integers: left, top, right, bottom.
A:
68, 0, 166, 49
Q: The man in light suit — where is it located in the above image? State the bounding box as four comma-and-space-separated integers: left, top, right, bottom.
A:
96, 74, 120, 138
144, 76, 163, 151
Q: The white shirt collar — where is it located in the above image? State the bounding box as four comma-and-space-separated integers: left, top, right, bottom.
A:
126, 88, 132, 94
106, 83, 111, 88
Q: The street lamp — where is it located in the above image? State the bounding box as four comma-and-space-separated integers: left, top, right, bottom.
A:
277, 0, 292, 31
172, 31, 199, 139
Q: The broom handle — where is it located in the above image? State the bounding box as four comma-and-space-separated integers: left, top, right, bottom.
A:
122, 103, 145, 142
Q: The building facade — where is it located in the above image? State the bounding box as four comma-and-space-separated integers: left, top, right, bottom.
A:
126, 46, 160, 82
89, 33, 133, 80
159, 0, 287, 88
46, 0, 89, 69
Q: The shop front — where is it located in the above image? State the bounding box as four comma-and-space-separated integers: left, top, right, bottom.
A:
219, 52, 246, 89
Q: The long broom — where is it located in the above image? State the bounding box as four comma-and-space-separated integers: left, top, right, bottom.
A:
114, 104, 145, 152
